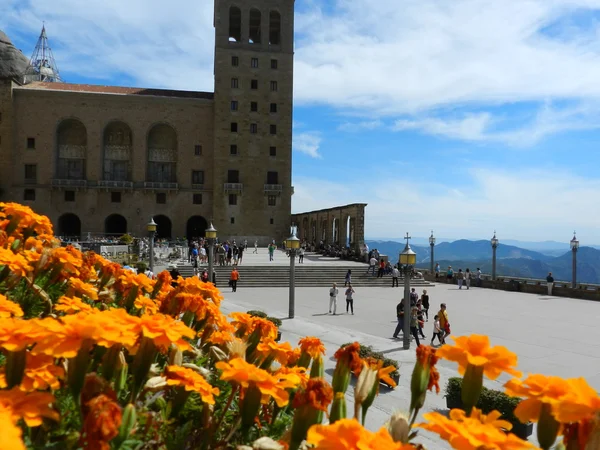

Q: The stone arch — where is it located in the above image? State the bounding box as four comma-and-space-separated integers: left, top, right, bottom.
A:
105, 214, 127, 236
57, 213, 81, 238
56, 118, 87, 180
229, 6, 242, 42
332, 218, 339, 244
269, 10, 281, 45
103, 121, 132, 181
153, 215, 172, 239
249, 8, 262, 44
321, 219, 327, 242
186, 216, 208, 241
147, 123, 177, 183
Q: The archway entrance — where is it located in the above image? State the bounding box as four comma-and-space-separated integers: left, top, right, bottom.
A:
186, 216, 208, 241
153, 215, 172, 239
58, 213, 81, 238
105, 214, 127, 236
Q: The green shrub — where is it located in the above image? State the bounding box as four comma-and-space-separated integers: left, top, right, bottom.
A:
137, 262, 147, 273
266, 317, 282, 328
444, 377, 522, 424
247, 310, 268, 319
119, 233, 133, 245
340, 342, 399, 378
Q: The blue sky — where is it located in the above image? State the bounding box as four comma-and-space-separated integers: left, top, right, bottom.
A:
3, 0, 600, 243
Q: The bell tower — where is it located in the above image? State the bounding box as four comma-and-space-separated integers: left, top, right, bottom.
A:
212, 0, 294, 244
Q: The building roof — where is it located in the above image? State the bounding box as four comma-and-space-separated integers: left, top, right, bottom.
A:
17, 81, 215, 99
0, 29, 29, 80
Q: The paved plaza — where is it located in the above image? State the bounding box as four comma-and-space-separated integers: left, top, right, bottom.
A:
212, 249, 600, 448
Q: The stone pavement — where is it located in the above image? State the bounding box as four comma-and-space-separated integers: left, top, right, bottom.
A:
219, 281, 600, 448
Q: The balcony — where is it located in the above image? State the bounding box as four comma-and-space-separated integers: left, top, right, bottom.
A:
191, 184, 204, 190
52, 179, 88, 188
143, 182, 179, 191
264, 184, 283, 194
98, 180, 134, 189
224, 183, 243, 193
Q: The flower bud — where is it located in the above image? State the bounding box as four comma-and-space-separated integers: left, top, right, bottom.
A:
537, 403, 560, 450
182, 363, 211, 379
309, 355, 324, 379
386, 412, 410, 443
113, 403, 137, 448
5, 349, 27, 389
241, 384, 263, 429
354, 363, 377, 412
328, 392, 347, 424
210, 346, 228, 362
168, 345, 183, 367
461, 364, 484, 415
145, 376, 168, 391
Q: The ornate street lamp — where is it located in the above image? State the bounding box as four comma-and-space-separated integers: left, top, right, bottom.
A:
286, 227, 301, 319
147, 218, 157, 274
205, 222, 217, 284
570, 232, 579, 289
491, 231, 499, 281
429, 230, 436, 275
399, 233, 417, 350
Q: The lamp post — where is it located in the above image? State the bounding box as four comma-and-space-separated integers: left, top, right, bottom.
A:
205, 223, 217, 284
147, 218, 157, 274
285, 227, 300, 319
491, 231, 499, 281
399, 232, 417, 350
429, 230, 436, 275
570, 232, 579, 289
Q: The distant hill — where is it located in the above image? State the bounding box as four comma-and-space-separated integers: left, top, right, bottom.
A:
366, 240, 600, 284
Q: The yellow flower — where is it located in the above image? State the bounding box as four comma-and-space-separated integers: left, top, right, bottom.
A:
274, 366, 309, 389
216, 357, 293, 407
133, 296, 159, 315
552, 378, 600, 424
307, 418, 415, 449
299, 337, 326, 359
0, 353, 64, 391
0, 294, 24, 318
292, 378, 334, 412
0, 405, 26, 450
0, 318, 45, 352
436, 335, 522, 380
256, 339, 294, 365
68, 278, 99, 301
0, 248, 33, 278
137, 313, 196, 352
164, 365, 220, 404
54, 296, 94, 315
0, 388, 59, 427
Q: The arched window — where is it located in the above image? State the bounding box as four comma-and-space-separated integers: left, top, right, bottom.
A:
58, 213, 81, 238
229, 6, 241, 42
147, 124, 177, 183
269, 11, 281, 45
56, 118, 87, 180
249, 9, 262, 44
103, 122, 132, 181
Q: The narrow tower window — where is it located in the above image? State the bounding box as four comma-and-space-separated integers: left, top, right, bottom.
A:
269, 11, 281, 45
249, 9, 262, 44
229, 6, 242, 42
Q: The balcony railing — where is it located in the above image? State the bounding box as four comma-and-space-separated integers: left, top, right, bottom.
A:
191, 184, 204, 190
143, 182, 179, 190
98, 180, 134, 189
224, 183, 243, 192
264, 184, 283, 193
52, 179, 88, 188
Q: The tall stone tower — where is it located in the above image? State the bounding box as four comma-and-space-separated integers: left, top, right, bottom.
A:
213, 0, 294, 244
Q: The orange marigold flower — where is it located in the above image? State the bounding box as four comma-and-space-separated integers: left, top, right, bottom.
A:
299, 337, 326, 360
307, 418, 414, 449
274, 366, 309, 389
334, 342, 363, 374
116, 271, 154, 294
0, 318, 45, 352
164, 365, 220, 404
436, 335, 521, 380
0, 405, 26, 450
138, 313, 195, 352
68, 278, 99, 301
287, 347, 302, 367
249, 316, 278, 340
0, 202, 53, 236
504, 374, 571, 424
357, 357, 398, 389
48, 247, 81, 277
551, 378, 600, 424
428, 366, 440, 394
81, 394, 122, 450
0, 388, 59, 427
0, 353, 64, 392
175, 276, 224, 305
0, 294, 24, 318
216, 357, 292, 407
134, 296, 159, 315
0, 248, 33, 278
55, 296, 94, 315
418, 408, 537, 450
292, 378, 334, 412
257, 339, 294, 365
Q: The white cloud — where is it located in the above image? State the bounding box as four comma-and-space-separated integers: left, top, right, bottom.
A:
393, 113, 492, 142
338, 120, 384, 132
292, 166, 600, 242
293, 132, 322, 158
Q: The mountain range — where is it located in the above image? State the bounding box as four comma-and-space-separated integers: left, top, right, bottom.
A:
365, 239, 600, 284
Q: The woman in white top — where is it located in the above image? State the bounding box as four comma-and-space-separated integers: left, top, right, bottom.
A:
329, 282, 339, 315
465, 268, 471, 290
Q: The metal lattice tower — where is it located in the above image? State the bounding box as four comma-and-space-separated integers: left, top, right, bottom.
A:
23, 25, 62, 83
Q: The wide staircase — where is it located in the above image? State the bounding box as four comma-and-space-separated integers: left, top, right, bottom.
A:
173, 260, 433, 289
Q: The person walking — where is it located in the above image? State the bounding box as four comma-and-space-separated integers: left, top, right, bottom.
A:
391, 265, 400, 287
465, 268, 471, 289
345, 284, 355, 314
430, 315, 443, 346
238, 245, 244, 265
298, 246, 305, 263
367, 256, 377, 276
416, 302, 426, 338
409, 287, 419, 307
377, 259, 385, 278
253, 240, 258, 254
230, 267, 239, 292
457, 269, 464, 289
392, 299, 405, 339
329, 282, 339, 315
435, 263, 440, 279
410, 307, 421, 347
344, 269, 352, 287
421, 289, 430, 321
268, 243, 275, 261
437, 303, 450, 344
476, 268, 482, 287
446, 266, 454, 282
546, 272, 554, 296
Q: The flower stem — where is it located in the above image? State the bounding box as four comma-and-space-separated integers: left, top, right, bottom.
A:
213, 385, 238, 437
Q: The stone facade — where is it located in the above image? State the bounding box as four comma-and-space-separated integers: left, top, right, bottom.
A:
292, 203, 367, 251
0, 0, 294, 244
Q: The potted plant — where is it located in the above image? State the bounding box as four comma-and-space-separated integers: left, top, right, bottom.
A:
340, 343, 400, 388
444, 377, 533, 439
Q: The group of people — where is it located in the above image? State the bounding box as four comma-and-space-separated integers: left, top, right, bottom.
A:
328, 282, 355, 315
435, 263, 482, 289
